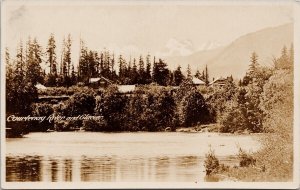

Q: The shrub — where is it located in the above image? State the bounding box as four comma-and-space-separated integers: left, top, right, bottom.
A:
97, 86, 128, 131
238, 148, 256, 167
62, 91, 96, 116
219, 104, 247, 133
179, 89, 211, 127
205, 82, 237, 122
83, 119, 107, 131
54, 120, 70, 131
6, 120, 29, 137
204, 149, 220, 175
30, 103, 54, 131
255, 69, 293, 180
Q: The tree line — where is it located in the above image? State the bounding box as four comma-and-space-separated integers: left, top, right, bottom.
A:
5, 33, 293, 135
6, 34, 210, 89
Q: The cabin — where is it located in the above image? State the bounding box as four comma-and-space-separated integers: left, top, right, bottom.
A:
185, 77, 206, 87
209, 77, 231, 87
191, 77, 206, 86
89, 76, 113, 88
35, 83, 47, 90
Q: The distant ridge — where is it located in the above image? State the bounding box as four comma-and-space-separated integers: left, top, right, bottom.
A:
164, 23, 293, 79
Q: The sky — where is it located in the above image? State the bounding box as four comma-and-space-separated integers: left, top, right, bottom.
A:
2, 0, 294, 65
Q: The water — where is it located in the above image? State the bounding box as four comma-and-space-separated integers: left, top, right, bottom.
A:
5, 132, 260, 182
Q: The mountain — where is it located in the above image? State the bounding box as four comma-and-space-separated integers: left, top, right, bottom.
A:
164, 23, 293, 79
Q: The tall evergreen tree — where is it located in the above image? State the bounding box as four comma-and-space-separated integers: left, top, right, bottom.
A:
186, 64, 192, 81
145, 54, 152, 84
15, 40, 25, 82
173, 66, 184, 86
101, 49, 111, 79
71, 64, 77, 84
25, 38, 43, 85
99, 52, 104, 75
118, 54, 128, 84
125, 56, 132, 84
45, 34, 57, 86
275, 45, 293, 70
138, 55, 145, 84
205, 65, 209, 86
64, 34, 72, 77
5, 47, 14, 84
110, 53, 117, 81
131, 58, 138, 84
94, 52, 100, 75
118, 55, 125, 78
60, 35, 72, 86
195, 69, 202, 79
46, 33, 57, 76
153, 59, 169, 86
248, 52, 259, 78
78, 39, 89, 83
7, 40, 38, 115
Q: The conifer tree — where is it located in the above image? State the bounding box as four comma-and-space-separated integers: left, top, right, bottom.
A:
145, 54, 152, 84
186, 64, 192, 81
61, 35, 72, 86
173, 66, 184, 86
195, 69, 201, 79
25, 38, 43, 85
205, 65, 209, 86
138, 55, 145, 84
152, 56, 157, 82
15, 40, 25, 82
46, 33, 57, 76
132, 58, 138, 84
248, 52, 259, 78
45, 34, 57, 86
153, 59, 169, 86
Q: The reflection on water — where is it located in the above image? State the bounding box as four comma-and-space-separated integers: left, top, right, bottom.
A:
6, 156, 42, 182
50, 159, 58, 182
6, 132, 260, 182
6, 155, 205, 182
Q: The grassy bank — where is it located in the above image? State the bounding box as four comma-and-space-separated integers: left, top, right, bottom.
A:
204, 67, 293, 182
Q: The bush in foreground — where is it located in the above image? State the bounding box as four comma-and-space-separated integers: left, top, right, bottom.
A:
204, 148, 220, 176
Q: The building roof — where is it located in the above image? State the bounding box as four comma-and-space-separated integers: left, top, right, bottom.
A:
192, 77, 205, 85
90, 77, 101, 83
35, 83, 47, 90
118, 85, 136, 93
89, 76, 112, 84
209, 77, 227, 85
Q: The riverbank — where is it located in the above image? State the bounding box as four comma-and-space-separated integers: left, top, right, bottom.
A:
176, 123, 254, 134
176, 124, 221, 133
205, 131, 293, 182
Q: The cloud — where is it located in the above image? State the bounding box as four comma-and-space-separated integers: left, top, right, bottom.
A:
157, 38, 196, 57
197, 41, 222, 51
8, 5, 27, 24
157, 38, 223, 57
97, 44, 141, 60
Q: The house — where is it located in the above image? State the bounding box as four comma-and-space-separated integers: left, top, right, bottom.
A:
192, 77, 206, 86
89, 76, 113, 88
209, 77, 229, 87
35, 83, 47, 90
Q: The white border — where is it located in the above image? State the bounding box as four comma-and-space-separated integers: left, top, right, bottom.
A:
1, 0, 299, 189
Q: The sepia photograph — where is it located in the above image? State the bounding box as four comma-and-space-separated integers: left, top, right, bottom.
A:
1, 0, 299, 189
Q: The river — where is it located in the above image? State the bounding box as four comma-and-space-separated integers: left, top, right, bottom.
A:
5, 132, 261, 182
